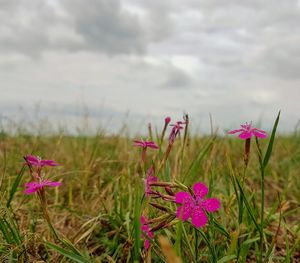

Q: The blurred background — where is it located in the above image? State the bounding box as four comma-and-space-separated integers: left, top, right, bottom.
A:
0, 0, 299, 134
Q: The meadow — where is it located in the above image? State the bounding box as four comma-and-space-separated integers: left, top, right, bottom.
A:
0, 112, 299, 262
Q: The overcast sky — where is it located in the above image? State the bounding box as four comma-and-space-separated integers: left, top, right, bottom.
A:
0, 0, 300, 134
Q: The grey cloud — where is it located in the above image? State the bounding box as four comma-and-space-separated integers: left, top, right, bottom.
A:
257, 39, 300, 79
160, 66, 193, 89
60, 0, 146, 54
0, 0, 149, 56
0, 0, 56, 57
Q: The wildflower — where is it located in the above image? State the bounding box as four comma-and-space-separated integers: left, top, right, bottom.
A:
228, 122, 267, 166
175, 182, 220, 228
140, 216, 154, 250
228, 122, 267, 140
23, 155, 61, 194
134, 140, 158, 163
133, 140, 159, 149
169, 121, 185, 144
24, 180, 61, 194
144, 167, 158, 197
25, 155, 59, 167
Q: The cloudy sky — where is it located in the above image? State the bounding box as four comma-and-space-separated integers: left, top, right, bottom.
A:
0, 0, 300, 134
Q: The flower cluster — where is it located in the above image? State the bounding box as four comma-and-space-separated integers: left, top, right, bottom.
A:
24, 155, 61, 194
134, 116, 221, 254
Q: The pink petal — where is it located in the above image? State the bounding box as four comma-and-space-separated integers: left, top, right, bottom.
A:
41, 160, 59, 166
141, 224, 149, 232
147, 143, 159, 149
238, 132, 252, 139
176, 205, 193, 221
228, 129, 244, 134
202, 198, 221, 212
24, 182, 43, 194
133, 141, 144, 147
25, 155, 41, 166
254, 128, 267, 134
144, 239, 150, 250
193, 182, 208, 198
25, 181, 40, 188
24, 187, 41, 194
43, 181, 62, 187
25, 155, 39, 162
140, 216, 146, 225
175, 192, 193, 204
252, 129, 267, 139
191, 207, 208, 228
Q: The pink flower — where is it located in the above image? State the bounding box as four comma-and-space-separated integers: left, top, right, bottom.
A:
24, 180, 62, 195
25, 155, 59, 167
133, 140, 159, 150
228, 122, 267, 140
169, 121, 185, 143
165, 116, 171, 125
144, 167, 158, 197
140, 216, 154, 250
175, 182, 220, 228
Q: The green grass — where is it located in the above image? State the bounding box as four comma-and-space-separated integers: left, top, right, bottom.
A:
0, 115, 299, 262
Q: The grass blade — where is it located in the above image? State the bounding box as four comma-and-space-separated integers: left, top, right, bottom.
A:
45, 241, 91, 263
263, 111, 281, 168
6, 165, 26, 208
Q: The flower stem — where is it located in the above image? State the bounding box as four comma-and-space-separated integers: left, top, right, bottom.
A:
157, 142, 173, 175
259, 166, 265, 262
244, 138, 251, 167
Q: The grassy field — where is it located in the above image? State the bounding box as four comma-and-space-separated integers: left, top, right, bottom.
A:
0, 114, 299, 262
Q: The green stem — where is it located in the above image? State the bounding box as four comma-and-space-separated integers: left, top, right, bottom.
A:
259, 167, 265, 263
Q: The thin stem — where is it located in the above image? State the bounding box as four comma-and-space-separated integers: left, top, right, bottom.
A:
38, 190, 60, 240
160, 123, 168, 146
255, 137, 265, 263
156, 142, 173, 175
260, 167, 265, 262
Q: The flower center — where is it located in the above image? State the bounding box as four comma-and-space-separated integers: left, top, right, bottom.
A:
195, 197, 204, 207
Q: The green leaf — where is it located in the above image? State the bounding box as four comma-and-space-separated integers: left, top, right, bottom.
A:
174, 219, 183, 257
133, 188, 141, 262
217, 255, 236, 263
263, 111, 280, 168
235, 177, 261, 235
6, 165, 26, 208
242, 237, 260, 246
45, 242, 91, 263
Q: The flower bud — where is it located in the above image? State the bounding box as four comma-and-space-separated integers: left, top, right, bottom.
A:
165, 116, 171, 125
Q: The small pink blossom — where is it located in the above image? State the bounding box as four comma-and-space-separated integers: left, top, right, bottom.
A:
228, 122, 267, 140
140, 216, 154, 250
25, 155, 59, 167
24, 180, 62, 195
133, 140, 159, 150
144, 167, 158, 197
165, 116, 171, 125
175, 182, 220, 228
169, 121, 185, 143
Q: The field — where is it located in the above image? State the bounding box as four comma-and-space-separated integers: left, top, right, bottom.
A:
0, 113, 299, 262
